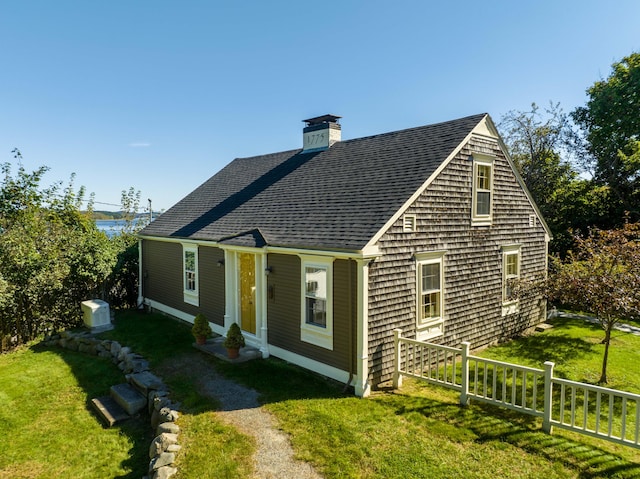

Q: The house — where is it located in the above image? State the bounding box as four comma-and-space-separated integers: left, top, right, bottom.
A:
138, 113, 550, 397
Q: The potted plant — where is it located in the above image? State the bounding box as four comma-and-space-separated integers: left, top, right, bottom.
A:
192, 313, 212, 345
223, 323, 245, 359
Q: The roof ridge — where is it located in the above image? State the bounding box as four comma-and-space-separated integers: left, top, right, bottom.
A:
339, 113, 487, 144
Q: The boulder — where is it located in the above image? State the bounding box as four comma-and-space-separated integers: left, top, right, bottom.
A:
110, 341, 122, 358
149, 452, 175, 472
159, 407, 179, 423
156, 422, 180, 435
153, 466, 177, 479
149, 433, 179, 458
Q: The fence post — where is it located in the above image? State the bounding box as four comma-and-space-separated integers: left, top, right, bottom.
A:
460, 341, 471, 406
393, 329, 403, 389
542, 361, 555, 434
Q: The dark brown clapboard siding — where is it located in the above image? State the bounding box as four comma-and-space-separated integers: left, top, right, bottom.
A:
142, 240, 225, 323
198, 246, 226, 325
266, 253, 356, 372
368, 135, 548, 385
142, 240, 190, 312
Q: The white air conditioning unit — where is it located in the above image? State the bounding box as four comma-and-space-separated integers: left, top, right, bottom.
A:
81, 299, 113, 332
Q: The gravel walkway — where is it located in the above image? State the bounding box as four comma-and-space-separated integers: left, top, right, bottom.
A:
166, 355, 323, 479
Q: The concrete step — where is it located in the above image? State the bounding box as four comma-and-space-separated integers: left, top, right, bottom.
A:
91, 395, 130, 427
129, 370, 165, 397
110, 383, 147, 416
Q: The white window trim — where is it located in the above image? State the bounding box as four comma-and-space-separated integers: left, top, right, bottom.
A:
300, 255, 334, 350
403, 214, 417, 232
183, 244, 199, 306
472, 154, 494, 226
501, 244, 521, 316
415, 251, 446, 341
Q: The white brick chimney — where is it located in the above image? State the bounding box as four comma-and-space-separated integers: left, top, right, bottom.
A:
302, 114, 341, 152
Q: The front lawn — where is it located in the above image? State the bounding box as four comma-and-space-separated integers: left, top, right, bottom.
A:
107, 311, 640, 478
3, 311, 639, 478
0, 344, 150, 478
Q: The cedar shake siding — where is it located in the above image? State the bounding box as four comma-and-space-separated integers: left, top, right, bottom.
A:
142, 240, 225, 325
266, 254, 357, 372
138, 113, 551, 396
367, 135, 548, 384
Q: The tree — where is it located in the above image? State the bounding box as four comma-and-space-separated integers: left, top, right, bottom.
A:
572, 53, 640, 223
106, 188, 149, 309
499, 103, 584, 255
547, 222, 640, 384
0, 151, 117, 347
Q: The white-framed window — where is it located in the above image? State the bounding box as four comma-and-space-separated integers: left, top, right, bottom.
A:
300, 256, 333, 350
472, 155, 494, 226
403, 214, 417, 232
501, 244, 521, 315
415, 251, 446, 340
183, 244, 199, 306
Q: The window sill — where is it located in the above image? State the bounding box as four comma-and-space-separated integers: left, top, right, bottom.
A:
471, 218, 492, 227
501, 300, 519, 316
301, 323, 333, 350
184, 291, 199, 307
416, 319, 444, 341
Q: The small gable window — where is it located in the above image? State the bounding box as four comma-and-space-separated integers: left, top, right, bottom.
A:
300, 256, 334, 350
182, 244, 199, 306
403, 214, 417, 232
472, 155, 494, 226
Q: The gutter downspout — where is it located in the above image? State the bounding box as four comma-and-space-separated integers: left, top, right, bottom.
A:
137, 238, 144, 309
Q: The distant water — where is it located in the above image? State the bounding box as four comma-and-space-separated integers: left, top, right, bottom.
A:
95, 219, 135, 238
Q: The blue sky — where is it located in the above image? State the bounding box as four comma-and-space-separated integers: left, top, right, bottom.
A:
1, 1, 638, 212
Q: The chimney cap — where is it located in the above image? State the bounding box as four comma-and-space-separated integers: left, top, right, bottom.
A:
303, 114, 341, 127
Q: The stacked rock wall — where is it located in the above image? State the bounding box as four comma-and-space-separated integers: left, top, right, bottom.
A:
43, 330, 182, 479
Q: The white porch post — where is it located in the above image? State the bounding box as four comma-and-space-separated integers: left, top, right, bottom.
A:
223, 249, 235, 329
259, 251, 270, 358
355, 259, 371, 397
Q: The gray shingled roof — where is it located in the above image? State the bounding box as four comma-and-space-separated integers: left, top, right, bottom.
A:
140, 113, 486, 251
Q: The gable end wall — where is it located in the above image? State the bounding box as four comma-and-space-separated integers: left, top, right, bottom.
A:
367, 135, 548, 385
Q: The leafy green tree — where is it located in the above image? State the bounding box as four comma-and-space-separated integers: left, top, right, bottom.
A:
106, 188, 149, 310
547, 222, 640, 384
499, 103, 584, 255
572, 52, 640, 223
0, 152, 117, 346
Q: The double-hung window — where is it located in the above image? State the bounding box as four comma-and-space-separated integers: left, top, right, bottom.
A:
415, 251, 446, 340
472, 155, 494, 226
300, 256, 333, 350
501, 245, 521, 315
183, 245, 199, 306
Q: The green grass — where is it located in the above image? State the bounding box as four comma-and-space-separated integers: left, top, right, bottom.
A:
478, 316, 640, 393
0, 344, 150, 479
3, 311, 640, 478
101, 312, 255, 478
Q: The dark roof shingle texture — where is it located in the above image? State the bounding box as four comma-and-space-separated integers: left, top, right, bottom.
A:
141, 114, 486, 251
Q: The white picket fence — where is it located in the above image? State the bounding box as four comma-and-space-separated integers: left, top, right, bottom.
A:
393, 329, 640, 449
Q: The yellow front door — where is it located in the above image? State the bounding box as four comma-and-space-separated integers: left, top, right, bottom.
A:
239, 253, 256, 334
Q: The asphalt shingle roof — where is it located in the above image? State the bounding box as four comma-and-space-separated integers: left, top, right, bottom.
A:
140, 113, 487, 251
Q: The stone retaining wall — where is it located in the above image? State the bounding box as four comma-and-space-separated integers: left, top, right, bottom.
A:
43, 330, 181, 479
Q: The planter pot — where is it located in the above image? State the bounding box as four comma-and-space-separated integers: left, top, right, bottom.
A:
226, 347, 239, 359
195, 336, 207, 346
